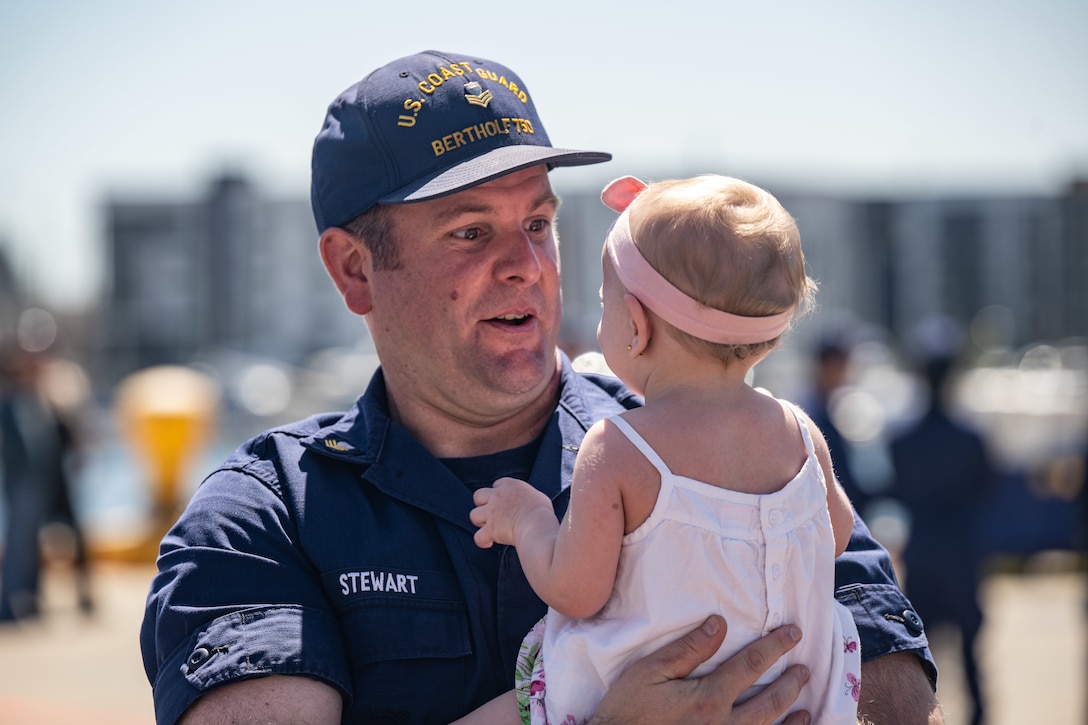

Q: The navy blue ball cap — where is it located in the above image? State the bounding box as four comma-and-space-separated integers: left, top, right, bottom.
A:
311, 50, 612, 234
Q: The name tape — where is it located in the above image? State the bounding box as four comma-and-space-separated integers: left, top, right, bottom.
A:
339, 570, 419, 596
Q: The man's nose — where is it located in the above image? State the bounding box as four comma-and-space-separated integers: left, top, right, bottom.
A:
495, 229, 545, 285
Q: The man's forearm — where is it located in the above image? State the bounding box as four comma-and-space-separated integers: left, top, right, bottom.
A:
857, 652, 943, 724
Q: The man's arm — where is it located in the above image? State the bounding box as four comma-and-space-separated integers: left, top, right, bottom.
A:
177, 675, 342, 725
141, 461, 354, 725
170, 610, 942, 725
832, 508, 941, 724
857, 653, 944, 724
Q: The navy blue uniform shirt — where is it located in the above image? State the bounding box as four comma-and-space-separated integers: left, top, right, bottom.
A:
141, 356, 934, 724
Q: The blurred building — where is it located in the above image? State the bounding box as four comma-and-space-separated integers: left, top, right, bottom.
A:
557, 178, 1088, 357
45, 171, 1087, 556
787, 185, 1085, 349
881, 191, 1084, 345
99, 174, 365, 388
97, 173, 1087, 385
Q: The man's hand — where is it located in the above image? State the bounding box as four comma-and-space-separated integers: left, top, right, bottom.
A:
470, 476, 555, 549
590, 616, 812, 725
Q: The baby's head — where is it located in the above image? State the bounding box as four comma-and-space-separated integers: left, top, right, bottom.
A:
607, 174, 815, 363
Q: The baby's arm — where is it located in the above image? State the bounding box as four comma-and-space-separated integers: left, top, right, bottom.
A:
448, 690, 519, 725
803, 413, 855, 557
470, 420, 626, 618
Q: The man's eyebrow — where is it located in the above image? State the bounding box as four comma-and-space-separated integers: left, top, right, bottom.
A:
432, 191, 561, 225
433, 202, 492, 225
535, 191, 561, 212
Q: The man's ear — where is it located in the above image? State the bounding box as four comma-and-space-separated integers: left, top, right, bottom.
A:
319, 228, 374, 315
623, 293, 652, 357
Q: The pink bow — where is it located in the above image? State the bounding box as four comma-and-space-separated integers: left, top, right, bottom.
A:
601, 176, 648, 213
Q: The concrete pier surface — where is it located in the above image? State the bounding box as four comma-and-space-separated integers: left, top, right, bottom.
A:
0, 559, 1084, 725
0, 562, 155, 725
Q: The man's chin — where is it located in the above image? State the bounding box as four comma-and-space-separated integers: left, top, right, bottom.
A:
476, 347, 558, 396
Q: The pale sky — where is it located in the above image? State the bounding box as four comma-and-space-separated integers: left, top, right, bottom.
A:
2, 0, 1086, 310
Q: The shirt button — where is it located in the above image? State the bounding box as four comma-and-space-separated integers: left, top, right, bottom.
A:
768, 509, 785, 526
902, 609, 924, 634
187, 647, 212, 672
772, 563, 784, 580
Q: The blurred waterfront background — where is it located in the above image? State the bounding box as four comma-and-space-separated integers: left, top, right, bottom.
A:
2, 1, 1087, 724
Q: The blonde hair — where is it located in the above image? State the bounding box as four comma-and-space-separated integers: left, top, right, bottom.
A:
627, 175, 815, 363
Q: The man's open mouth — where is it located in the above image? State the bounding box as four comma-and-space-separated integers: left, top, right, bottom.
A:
492, 313, 532, 327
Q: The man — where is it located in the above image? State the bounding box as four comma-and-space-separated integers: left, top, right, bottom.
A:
1, 345, 93, 623
889, 318, 995, 725
141, 50, 940, 724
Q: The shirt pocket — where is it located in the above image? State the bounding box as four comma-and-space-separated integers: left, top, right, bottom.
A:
344, 598, 471, 665
343, 598, 473, 719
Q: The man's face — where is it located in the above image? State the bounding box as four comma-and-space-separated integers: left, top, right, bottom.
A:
366, 165, 563, 422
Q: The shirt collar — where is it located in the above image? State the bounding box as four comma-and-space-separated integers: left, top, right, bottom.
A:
304, 353, 614, 462
300, 353, 636, 529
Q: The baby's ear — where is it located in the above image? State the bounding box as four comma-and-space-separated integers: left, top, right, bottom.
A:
601, 176, 647, 213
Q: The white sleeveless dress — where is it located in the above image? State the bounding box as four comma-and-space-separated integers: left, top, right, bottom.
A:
529, 401, 862, 725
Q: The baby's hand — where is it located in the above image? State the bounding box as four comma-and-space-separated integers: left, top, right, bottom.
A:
470, 477, 554, 549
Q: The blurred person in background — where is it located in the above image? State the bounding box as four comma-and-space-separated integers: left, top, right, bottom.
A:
804, 331, 869, 515
888, 317, 997, 725
0, 346, 45, 622
0, 343, 93, 623
1080, 428, 1088, 618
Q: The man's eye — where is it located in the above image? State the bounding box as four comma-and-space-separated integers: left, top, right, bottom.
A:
455, 227, 481, 241
528, 219, 547, 233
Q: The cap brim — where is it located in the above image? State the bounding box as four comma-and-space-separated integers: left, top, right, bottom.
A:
379, 146, 612, 205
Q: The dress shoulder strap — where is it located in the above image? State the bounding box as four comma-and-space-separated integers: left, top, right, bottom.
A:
779, 399, 816, 457
607, 415, 673, 477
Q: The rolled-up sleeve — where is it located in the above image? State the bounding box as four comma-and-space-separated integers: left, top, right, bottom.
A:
140, 460, 351, 725
834, 512, 937, 686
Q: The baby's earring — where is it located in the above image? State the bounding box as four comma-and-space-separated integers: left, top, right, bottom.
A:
626, 344, 632, 351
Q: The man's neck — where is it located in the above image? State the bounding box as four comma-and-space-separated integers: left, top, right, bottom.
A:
385, 368, 563, 459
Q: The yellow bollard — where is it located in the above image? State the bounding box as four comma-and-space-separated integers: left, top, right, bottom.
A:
101, 365, 219, 562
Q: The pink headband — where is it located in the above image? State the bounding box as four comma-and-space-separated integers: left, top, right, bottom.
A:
602, 176, 795, 346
